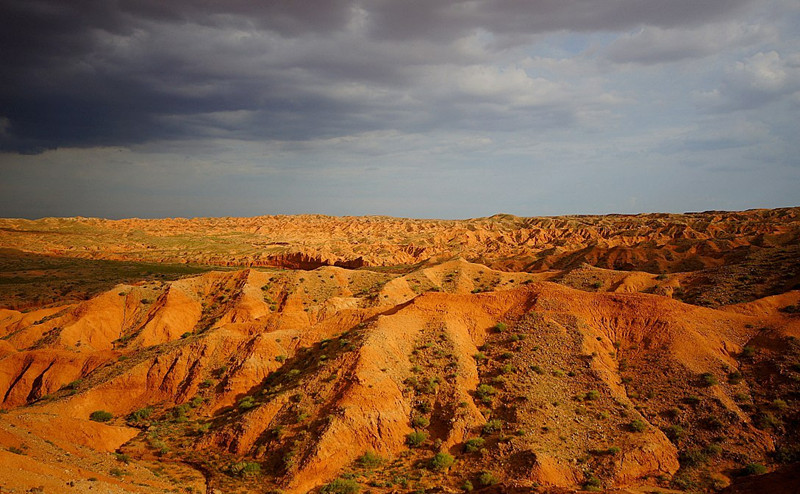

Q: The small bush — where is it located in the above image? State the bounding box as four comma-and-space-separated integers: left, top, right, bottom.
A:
475, 384, 497, 400
483, 419, 503, 434
585, 390, 600, 401
321, 478, 361, 494
128, 406, 153, 423
228, 461, 261, 477
464, 437, 486, 453
679, 448, 709, 467
728, 370, 743, 384
478, 471, 499, 486
462, 480, 474, 491
743, 463, 767, 476
664, 424, 685, 442
357, 451, 384, 469
430, 452, 455, 471
500, 363, 516, 374
699, 373, 718, 387
740, 346, 756, 358
530, 365, 544, 375
406, 431, 428, 447
772, 399, 788, 411
238, 396, 257, 411
494, 322, 507, 333
411, 416, 430, 428
584, 476, 601, 490
89, 410, 113, 422
114, 453, 130, 464
754, 411, 781, 430
629, 419, 647, 432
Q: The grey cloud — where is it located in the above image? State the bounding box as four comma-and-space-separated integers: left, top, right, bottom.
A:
604, 23, 775, 64
696, 51, 800, 112
365, 0, 758, 41
0, 0, 770, 153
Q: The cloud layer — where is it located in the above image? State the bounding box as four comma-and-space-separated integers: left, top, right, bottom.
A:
1, 0, 798, 218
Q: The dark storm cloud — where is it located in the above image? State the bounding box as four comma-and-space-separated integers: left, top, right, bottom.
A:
0, 0, 769, 153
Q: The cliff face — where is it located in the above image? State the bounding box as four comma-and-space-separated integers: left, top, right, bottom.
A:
1, 253, 798, 493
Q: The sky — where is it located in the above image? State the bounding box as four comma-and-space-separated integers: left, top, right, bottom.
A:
1, 0, 799, 219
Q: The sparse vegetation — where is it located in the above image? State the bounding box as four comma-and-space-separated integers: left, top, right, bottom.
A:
478, 471, 499, 486
89, 410, 113, 422
629, 419, 647, 432
321, 478, 361, 494
430, 452, 455, 471
356, 451, 384, 469
406, 431, 428, 447
464, 437, 486, 453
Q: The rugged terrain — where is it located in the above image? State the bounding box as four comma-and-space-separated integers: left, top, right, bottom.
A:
0, 208, 799, 493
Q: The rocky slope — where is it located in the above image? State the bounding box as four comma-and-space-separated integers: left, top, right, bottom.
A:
1, 247, 798, 493
1, 208, 798, 276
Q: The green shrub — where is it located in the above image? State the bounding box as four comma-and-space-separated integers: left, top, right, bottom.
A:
728, 370, 743, 384
411, 416, 430, 428
430, 452, 455, 471
754, 411, 781, 430
478, 471, 499, 486
664, 424, 685, 442
89, 410, 113, 422
607, 446, 621, 455
63, 379, 83, 390
237, 396, 257, 411
114, 453, 130, 464
462, 480, 474, 491
494, 322, 507, 333
629, 419, 647, 432
483, 419, 503, 434
406, 431, 428, 447
700, 373, 718, 387
743, 463, 767, 475
585, 390, 600, 401
228, 461, 261, 477
584, 476, 601, 490
679, 448, 709, 467
357, 451, 384, 469
275, 355, 286, 363
171, 404, 191, 422
464, 437, 485, 453
741, 346, 756, 358
128, 406, 153, 423
475, 384, 497, 400
530, 365, 544, 375
321, 478, 361, 494
706, 443, 722, 457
